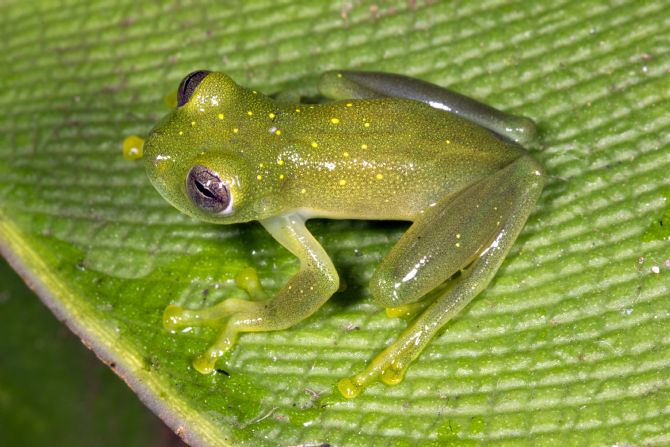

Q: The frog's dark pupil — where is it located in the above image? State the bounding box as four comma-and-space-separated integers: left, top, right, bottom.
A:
177, 70, 211, 107
186, 165, 230, 213
195, 179, 215, 199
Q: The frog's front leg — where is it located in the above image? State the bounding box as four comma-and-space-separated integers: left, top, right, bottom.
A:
318, 70, 536, 145
164, 213, 339, 374
339, 155, 544, 398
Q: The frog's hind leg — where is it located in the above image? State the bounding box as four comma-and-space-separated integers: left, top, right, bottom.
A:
318, 70, 536, 145
164, 214, 339, 374
338, 155, 544, 398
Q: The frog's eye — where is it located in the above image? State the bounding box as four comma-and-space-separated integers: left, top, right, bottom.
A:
177, 70, 211, 107
186, 165, 232, 214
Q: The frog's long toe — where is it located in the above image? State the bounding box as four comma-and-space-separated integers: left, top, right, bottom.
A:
338, 348, 410, 398
162, 297, 260, 332
192, 327, 238, 374
163, 304, 198, 331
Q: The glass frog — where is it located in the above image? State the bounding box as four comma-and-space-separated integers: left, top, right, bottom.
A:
143, 70, 545, 398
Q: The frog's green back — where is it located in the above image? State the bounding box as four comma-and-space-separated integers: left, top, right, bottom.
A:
144, 71, 525, 223
266, 97, 525, 220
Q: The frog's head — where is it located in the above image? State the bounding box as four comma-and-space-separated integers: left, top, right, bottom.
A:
144, 70, 260, 224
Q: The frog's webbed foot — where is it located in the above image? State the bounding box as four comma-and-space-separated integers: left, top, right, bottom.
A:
164, 214, 339, 375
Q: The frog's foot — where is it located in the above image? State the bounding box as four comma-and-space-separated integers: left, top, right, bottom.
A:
163, 280, 271, 371
163, 266, 266, 332
338, 335, 417, 398
163, 297, 269, 373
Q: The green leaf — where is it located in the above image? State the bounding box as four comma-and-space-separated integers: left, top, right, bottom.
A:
1, 0, 669, 446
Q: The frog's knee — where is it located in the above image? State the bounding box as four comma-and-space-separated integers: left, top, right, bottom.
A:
508, 115, 538, 146
369, 271, 405, 308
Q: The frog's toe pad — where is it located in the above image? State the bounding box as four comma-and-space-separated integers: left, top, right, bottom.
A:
193, 352, 217, 374
163, 304, 187, 330
380, 365, 406, 385
338, 377, 362, 399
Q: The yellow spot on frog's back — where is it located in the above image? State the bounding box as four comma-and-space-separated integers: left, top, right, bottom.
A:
376, 173, 383, 180
361, 144, 368, 149
301, 188, 306, 194
191, 121, 196, 126
277, 159, 284, 166
259, 163, 264, 168
343, 152, 349, 157
346, 103, 353, 107
257, 174, 263, 180
279, 174, 284, 179
178, 130, 183, 136
445, 139, 451, 144
218, 113, 224, 120
311, 141, 318, 148
269, 112, 276, 119
336, 73, 343, 78
331, 118, 340, 124
295, 108, 301, 113
364, 122, 370, 127
275, 129, 281, 135
456, 233, 461, 239
247, 111, 253, 116
122, 135, 144, 160
339, 179, 346, 186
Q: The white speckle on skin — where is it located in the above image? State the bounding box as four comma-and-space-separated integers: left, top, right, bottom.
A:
651, 265, 660, 274
402, 268, 418, 283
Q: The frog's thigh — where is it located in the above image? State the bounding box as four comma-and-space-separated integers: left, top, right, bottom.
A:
340, 155, 544, 397
370, 156, 537, 308
318, 70, 536, 145
191, 214, 339, 373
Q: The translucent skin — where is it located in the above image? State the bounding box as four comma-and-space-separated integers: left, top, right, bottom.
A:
145, 71, 545, 398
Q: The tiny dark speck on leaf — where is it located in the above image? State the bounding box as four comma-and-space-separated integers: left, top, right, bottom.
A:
216, 368, 230, 376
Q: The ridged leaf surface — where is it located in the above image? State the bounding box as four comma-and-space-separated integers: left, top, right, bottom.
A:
1, 1, 669, 446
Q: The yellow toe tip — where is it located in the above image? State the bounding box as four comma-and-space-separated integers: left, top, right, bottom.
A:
121, 135, 144, 160
337, 377, 361, 399
192, 355, 216, 375
381, 368, 405, 385
162, 304, 185, 330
